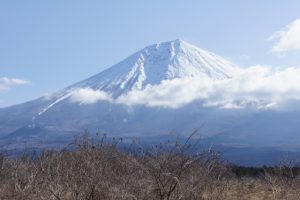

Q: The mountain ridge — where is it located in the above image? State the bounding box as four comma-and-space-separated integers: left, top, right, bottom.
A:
2, 40, 300, 166
65, 39, 240, 97
30, 39, 240, 118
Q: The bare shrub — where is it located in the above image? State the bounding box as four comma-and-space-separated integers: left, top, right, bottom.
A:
263, 161, 300, 199
0, 133, 300, 200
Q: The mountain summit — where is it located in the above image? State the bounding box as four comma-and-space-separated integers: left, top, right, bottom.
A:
1, 39, 300, 165
29, 40, 240, 118
1, 40, 242, 140
68, 39, 239, 97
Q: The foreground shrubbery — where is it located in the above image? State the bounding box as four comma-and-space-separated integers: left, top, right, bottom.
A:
1, 134, 300, 200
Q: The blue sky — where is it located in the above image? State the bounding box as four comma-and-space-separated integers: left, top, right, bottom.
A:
1, 0, 300, 107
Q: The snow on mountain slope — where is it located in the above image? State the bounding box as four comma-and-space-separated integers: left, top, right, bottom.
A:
27, 40, 300, 119
32, 39, 240, 117
67, 39, 240, 96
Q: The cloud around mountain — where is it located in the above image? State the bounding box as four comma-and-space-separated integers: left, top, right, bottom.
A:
69, 65, 300, 111
70, 88, 112, 104
269, 19, 300, 53
0, 77, 30, 91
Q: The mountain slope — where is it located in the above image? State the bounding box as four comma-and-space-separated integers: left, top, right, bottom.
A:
68, 39, 239, 97
2, 40, 300, 165
1, 39, 239, 135
28, 39, 240, 120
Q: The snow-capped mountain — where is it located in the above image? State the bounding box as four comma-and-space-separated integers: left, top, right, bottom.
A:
31, 39, 240, 119
42, 39, 240, 109
69, 39, 239, 95
1, 39, 300, 166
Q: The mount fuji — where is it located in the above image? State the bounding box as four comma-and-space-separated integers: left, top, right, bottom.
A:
1, 39, 300, 165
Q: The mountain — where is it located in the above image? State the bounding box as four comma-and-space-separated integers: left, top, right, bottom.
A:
36, 39, 240, 109
1, 39, 300, 166
70, 39, 238, 94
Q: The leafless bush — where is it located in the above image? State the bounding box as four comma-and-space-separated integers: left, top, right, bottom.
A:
263, 160, 300, 199
0, 133, 300, 200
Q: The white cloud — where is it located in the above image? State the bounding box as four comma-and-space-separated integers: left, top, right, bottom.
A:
116, 77, 213, 108
69, 66, 300, 111
0, 77, 30, 91
70, 88, 112, 104
118, 65, 300, 110
269, 19, 300, 52
200, 66, 300, 110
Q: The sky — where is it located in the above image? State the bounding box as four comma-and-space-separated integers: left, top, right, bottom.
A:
1, 0, 300, 108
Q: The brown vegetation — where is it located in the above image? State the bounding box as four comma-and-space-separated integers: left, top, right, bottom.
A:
0, 134, 300, 200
